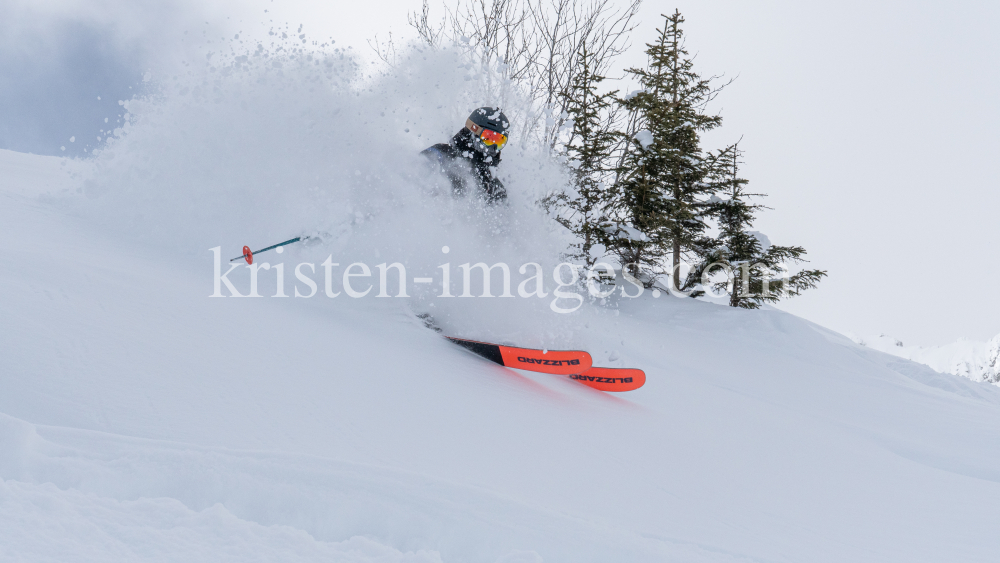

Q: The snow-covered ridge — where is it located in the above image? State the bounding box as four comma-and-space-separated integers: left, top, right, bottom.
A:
852, 333, 1000, 385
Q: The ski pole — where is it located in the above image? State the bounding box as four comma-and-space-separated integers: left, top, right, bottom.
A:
230, 237, 304, 264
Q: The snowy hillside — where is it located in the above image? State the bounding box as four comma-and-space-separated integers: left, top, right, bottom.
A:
3, 43, 1000, 562
853, 333, 1000, 385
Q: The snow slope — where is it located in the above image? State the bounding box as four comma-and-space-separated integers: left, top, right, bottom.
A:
3, 43, 1000, 562
5, 146, 1000, 562
854, 333, 1000, 385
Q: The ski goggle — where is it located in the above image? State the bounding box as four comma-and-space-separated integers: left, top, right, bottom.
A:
479, 128, 508, 150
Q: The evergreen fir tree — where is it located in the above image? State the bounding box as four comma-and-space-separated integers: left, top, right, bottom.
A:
685, 145, 827, 308
608, 10, 725, 288
549, 46, 620, 271
604, 116, 670, 283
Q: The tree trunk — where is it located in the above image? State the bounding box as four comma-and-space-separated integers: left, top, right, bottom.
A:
672, 238, 681, 290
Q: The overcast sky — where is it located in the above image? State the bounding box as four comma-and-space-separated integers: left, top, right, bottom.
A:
3, 0, 998, 345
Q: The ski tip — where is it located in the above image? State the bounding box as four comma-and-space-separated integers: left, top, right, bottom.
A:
570, 367, 646, 392
446, 337, 505, 366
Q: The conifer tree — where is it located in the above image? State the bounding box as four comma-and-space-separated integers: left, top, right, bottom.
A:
686, 145, 827, 308
608, 10, 726, 288
549, 46, 620, 271
604, 112, 670, 283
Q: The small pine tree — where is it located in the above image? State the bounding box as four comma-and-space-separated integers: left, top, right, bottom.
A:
686, 145, 827, 308
609, 10, 725, 288
549, 46, 620, 271
605, 119, 671, 283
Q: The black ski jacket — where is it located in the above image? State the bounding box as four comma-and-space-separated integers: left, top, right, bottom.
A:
421, 128, 507, 203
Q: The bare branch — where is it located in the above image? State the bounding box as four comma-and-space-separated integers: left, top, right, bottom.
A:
367, 32, 397, 66
444, 0, 642, 150
407, 0, 446, 48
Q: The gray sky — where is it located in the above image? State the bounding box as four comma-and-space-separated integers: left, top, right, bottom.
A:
3, 0, 997, 345
0, 0, 213, 156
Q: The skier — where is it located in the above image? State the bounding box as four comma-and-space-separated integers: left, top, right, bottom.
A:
422, 107, 509, 203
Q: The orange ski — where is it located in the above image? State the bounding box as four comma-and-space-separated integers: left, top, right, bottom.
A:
447, 337, 592, 375
569, 367, 646, 392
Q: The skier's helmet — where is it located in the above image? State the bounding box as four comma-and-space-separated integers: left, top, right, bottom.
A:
467, 107, 509, 158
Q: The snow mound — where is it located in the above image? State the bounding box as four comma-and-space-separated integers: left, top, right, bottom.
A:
0, 478, 442, 563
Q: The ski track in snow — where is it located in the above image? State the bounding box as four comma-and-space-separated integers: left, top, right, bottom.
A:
3, 44, 1000, 562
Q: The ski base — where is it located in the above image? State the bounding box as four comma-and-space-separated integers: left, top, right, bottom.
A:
446, 337, 593, 376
